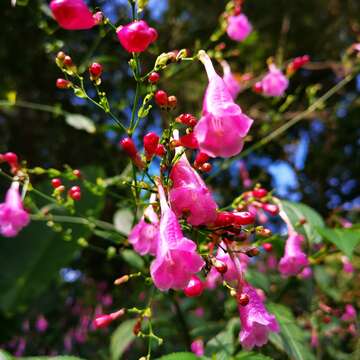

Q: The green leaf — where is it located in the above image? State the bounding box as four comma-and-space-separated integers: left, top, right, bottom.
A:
113, 208, 134, 235
119, 249, 145, 270
267, 303, 315, 360
245, 269, 270, 292
280, 200, 325, 243
110, 319, 137, 360
65, 114, 96, 133
316, 227, 360, 259
313, 266, 341, 301
235, 352, 274, 359
19, 357, 86, 360
155, 353, 201, 360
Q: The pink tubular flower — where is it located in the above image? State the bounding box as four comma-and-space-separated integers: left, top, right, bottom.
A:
169, 154, 217, 226
128, 195, 159, 256
191, 339, 204, 357
238, 283, 279, 350
341, 304, 357, 322
194, 51, 253, 158
150, 182, 205, 291
278, 233, 309, 276
298, 266, 312, 279
50, 0, 97, 30
259, 64, 289, 97
116, 20, 158, 53
221, 60, 241, 99
227, 14, 252, 42
0, 182, 30, 237
35, 315, 48, 333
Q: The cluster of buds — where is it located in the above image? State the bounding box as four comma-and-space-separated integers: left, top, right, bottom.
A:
286, 55, 311, 76
154, 90, 177, 110
0, 152, 20, 174
154, 49, 189, 71
55, 51, 77, 75
194, 152, 212, 172
51, 177, 82, 201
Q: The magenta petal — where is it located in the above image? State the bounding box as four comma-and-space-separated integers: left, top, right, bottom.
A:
227, 14, 252, 42
50, 0, 96, 30
222, 61, 241, 99
260, 64, 289, 97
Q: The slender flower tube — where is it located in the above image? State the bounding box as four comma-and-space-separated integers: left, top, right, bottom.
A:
116, 20, 158, 53
221, 60, 241, 99
150, 182, 205, 291
278, 232, 309, 276
238, 283, 279, 349
194, 51, 253, 158
0, 182, 30, 237
227, 14, 252, 42
259, 64, 289, 97
169, 153, 217, 226
128, 194, 159, 256
50, 0, 97, 30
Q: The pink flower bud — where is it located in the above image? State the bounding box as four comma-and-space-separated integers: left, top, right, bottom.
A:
184, 275, 204, 297
227, 14, 252, 42
191, 339, 204, 357
259, 64, 289, 97
50, 0, 97, 30
116, 20, 158, 53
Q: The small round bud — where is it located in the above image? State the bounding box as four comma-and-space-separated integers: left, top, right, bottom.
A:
148, 72, 160, 83
237, 293, 250, 306
143, 132, 160, 158
194, 152, 209, 168
56, 185, 65, 193
63, 55, 73, 67
184, 276, 204, 297
263, 242, 273, 252
73, 169, 82, 178
176, 113, 197, 127
154, 90, 168, 107
253, 82, 263, 94
200, 163, 212, 172
246, 247, 260, 257
252, 188, 268, 198
51, 178, 62, 189
167, 95, 177, 109
214, 212, 235, 227
213, 259, 228, 274
56, 51, 66, 61
89, 62, 103, 78
4, 152, 18, 165
56, 78, 71, 89
93, 11, 104, 25
262, 203, 279, 216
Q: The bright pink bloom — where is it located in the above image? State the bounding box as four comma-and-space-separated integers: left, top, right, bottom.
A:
191, 339, 205, 357
310, 329, 319, 348
279, 233, 309, 276
260, 64, 289, 97
0, 182, 30, 237
298, 266, 312, 279
221, 60, 241, 99
50, 0, 97, 30
150, 183, 204, 291
169, 154, 217, 226
128, 199, 159, 256
116, 20, 158, 53
341, 304, 357, 322
194, 51, 253, 158
238, 283, 279, 350
35, 315, 48, 333
227, 14, 252, 42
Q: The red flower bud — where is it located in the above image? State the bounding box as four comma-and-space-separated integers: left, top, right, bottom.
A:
51, 178, 62, 189
214, 212, 235, 227
200, 163, 212, 172
253, 82, 263, 93
154, 90, 168, 107
237, 293, 250, 306
148, 72, 160, 83
89, 62, 103, 78
184, 275, 204, 297
176, 113, 197, 127
262, 203, 279, 216
194, 152, 209, 168
143, 132, 160, 158
3, 152, 18, 165
56, 78, 71, 89
179, 133, 199, 149
252, 188, 268, 198
73, 169, 82, 178
263, 242, 273, 252
232, 211, 255, 226
155, 144, 166, 157
120, 137, 138, 158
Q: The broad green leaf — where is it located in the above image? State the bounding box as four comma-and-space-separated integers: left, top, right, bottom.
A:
0, 166, 105, 314
19, 357, 86, 360
155, 353, 201, 360
280, 200, 325, 243
0, 350, 14, 360
235, 352, 274, 359
267, 303, 315, 360
316, 227, 360, 259
110, 319, 137, 360
313, 266, 341, 301
113, 208, 134, 235
65, 113, 96, 133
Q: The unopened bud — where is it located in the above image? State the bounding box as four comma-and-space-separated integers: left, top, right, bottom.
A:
256, 227, 272, 237
114, 275, 130, 285
246, 247, 260, 257
167, 95, 177, 109
212, 258, 228, 274
237, 293, 250, 306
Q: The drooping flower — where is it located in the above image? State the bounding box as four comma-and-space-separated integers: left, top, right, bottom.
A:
169, 154, 217, 226
221, 60, 241, 99
227, 14, 252, 42
279, 233, 309, 276
0, 182, 30, 237
341, 304, 357, 322
128, 195, 159, 256
238, 283, 279, 350
191, 339, 205, 357
116, 20, 158, 53
50, 0, 97, 30
194, 51, 253, 158
150, 182, 204, 291
259, 64, 289, 97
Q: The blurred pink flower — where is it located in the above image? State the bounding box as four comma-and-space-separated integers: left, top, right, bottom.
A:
298, 266, 312, 279
35, 315, 48, 333
341, 256, 354, 273
227, 14, 252, 42
341, 304, 356, 322
191, 339, 205, 357
260, 64, 289, 97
